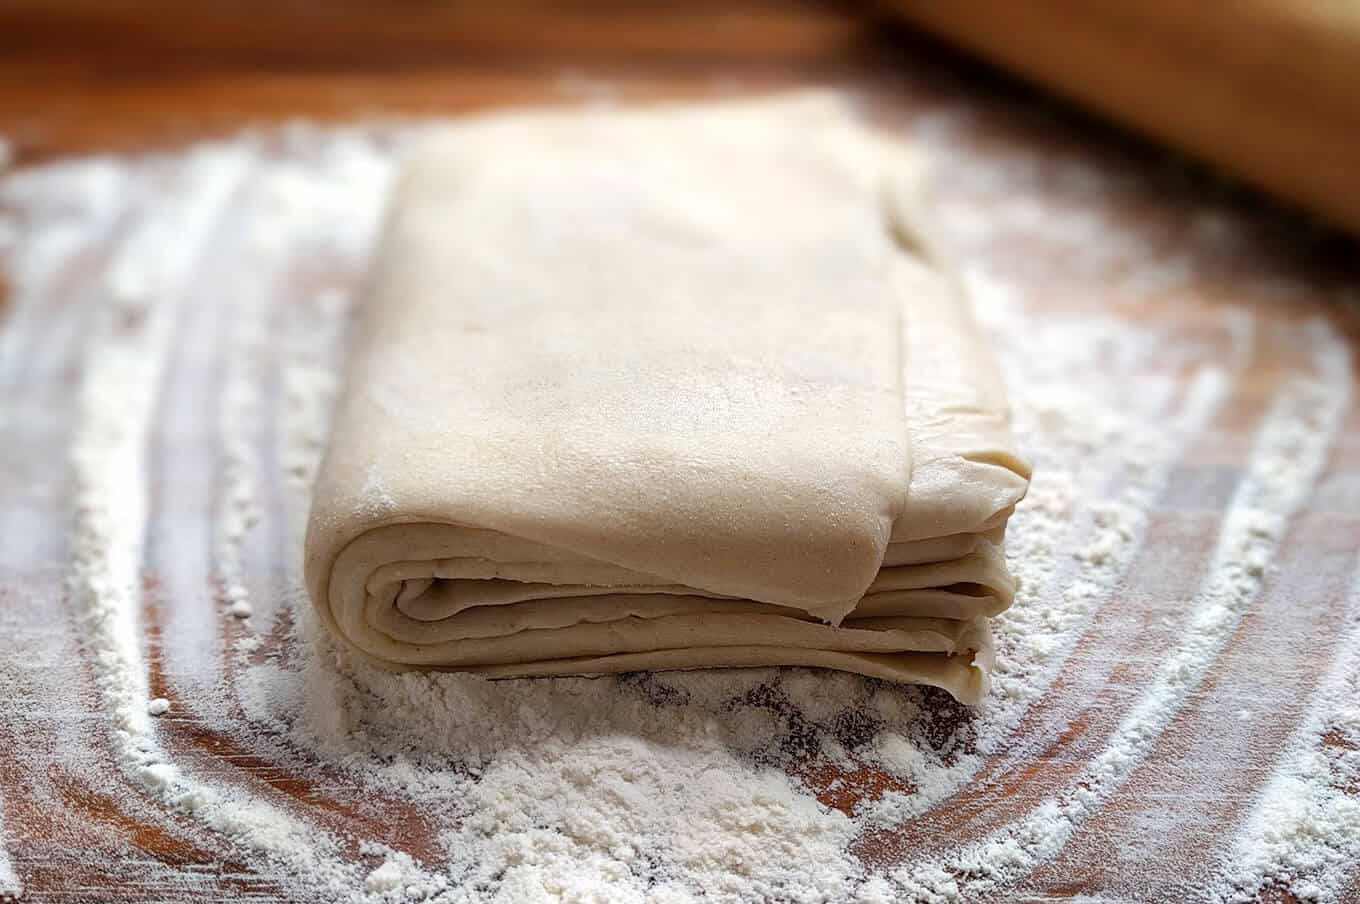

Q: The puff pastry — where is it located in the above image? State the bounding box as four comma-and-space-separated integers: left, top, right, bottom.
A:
304, 95, 1030, 704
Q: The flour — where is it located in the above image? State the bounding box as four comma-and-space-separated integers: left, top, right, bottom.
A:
4, 108, 1358, 903
1211, 569, 1360, 903
0, 798, 17, 901
215, 264, 263, 628
56, 143, 416, 900
891, 361, 1350, 901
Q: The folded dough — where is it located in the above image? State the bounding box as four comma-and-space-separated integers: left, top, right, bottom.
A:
304, 94, 1031, 705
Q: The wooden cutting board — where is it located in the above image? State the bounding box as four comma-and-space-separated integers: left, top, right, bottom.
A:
2, 3, 1358, 902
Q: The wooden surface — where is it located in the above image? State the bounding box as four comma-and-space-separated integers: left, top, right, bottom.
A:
0, 0, 878, 159
3, 3, 1360, 903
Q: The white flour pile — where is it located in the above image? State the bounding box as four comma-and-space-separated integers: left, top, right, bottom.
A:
1, 100, 1358, 904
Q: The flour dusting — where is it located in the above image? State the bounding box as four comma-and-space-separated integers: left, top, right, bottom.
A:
1, 107, 1357, 903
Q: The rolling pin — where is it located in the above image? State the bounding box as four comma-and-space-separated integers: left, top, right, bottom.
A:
882, 0, 1360, 234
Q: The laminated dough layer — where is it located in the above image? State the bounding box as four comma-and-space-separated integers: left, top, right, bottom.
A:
304, 94, 1031, 705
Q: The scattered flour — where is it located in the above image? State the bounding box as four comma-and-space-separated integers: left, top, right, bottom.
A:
214, 277, 263, 627
1210, 566, 1360, 903
893, 362, 1351, 902
58, 142, 412, 900
0, 796, 17, 900
2, 110, 1356, 903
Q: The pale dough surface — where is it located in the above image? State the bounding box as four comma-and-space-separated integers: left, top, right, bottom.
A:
305, 94, 1031, 704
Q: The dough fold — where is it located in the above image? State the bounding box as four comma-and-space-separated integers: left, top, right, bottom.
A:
305, 94, 1030, 705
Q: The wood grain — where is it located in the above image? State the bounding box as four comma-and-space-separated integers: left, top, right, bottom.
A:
0, 0, 878, 159
2, 3, 1359, 903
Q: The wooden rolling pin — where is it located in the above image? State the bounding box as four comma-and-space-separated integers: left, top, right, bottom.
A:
882, 0, 1360, 234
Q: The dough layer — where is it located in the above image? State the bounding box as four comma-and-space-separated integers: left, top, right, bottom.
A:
305, 94, 1031, 704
